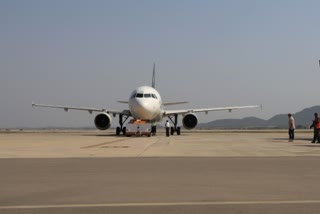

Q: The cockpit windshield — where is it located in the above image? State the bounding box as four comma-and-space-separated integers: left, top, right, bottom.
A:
133, 93, 158, 99
136, 93, 143, 98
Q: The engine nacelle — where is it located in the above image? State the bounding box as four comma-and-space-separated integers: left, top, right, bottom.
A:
94, 113, 112, 130
182, 113, 198, 129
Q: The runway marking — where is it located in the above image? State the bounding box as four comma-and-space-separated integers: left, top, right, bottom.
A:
2, 200, 320, 209
81, 138, 131, 149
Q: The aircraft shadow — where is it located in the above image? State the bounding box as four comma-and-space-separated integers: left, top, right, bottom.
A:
293, 144, 320, 147
271, 137, 312, 142
81, 134, 122, 137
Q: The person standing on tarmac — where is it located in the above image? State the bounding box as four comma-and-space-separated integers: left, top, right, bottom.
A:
165, 120, 170, 137
310, 113, 320, 143
288, 113, 295, 142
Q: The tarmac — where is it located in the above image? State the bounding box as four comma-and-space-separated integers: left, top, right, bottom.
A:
1, 130, 320, 213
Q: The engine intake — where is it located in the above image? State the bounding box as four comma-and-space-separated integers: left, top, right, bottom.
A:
94, 113, 112, 130
182, 113, 198, 129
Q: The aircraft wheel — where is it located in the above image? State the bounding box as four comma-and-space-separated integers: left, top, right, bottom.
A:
177, 127, 181, 135
151, 126, 157, 135
116, 127, 121, 135
122, 127, 126, 135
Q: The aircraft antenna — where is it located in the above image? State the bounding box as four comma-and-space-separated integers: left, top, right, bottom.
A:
152, 63, 156, 88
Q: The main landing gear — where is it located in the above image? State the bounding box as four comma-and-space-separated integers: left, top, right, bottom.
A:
151, 125, 157, 136
116, 114, 130, 136
168, 114, 181, 135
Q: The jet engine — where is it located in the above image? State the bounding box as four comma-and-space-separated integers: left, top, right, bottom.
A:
182, 113, 198, 129
94, 113, 112, 130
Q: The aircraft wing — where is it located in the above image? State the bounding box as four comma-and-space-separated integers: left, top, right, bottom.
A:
32, 102, 131, 116
164, 105, 261, 116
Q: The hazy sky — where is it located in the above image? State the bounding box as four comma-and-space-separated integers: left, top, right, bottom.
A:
1, 0, 320, 128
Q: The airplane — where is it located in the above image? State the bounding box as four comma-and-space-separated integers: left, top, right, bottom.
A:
32, 64, 260, 135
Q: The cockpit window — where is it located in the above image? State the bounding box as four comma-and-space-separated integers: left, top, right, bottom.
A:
134, 93, 158, 99
130, 93, 136, 99
136, 93, 143, 98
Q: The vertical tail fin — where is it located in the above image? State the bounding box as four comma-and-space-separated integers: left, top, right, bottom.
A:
152, 63, 156, 88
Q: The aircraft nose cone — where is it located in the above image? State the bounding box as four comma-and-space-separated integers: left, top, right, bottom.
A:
137, 99, 154, 112
141, 101, 154, 112
132, 99, 156, 120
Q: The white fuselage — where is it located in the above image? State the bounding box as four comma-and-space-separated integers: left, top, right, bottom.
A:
128, 86, 163, 122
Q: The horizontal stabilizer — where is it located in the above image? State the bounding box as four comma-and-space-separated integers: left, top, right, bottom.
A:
118, 101, 129, 104
163, 101, 189, 106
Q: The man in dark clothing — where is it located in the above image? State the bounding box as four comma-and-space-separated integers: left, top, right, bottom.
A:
310, 113, 320, 143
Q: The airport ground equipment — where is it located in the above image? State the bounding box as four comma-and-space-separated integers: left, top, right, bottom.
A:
126, 120, 152, 137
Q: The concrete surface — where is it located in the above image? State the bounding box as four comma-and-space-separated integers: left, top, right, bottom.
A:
0, 130, 320, 214
0, 130, 319, 158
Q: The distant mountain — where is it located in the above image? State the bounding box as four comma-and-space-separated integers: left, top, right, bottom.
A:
198, 106, 320, 129
199, 117, 267, 129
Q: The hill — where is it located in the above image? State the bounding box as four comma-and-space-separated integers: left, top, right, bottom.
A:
198, 106, 320, 129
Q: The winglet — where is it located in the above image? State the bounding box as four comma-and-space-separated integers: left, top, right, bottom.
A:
152, 63, 156, 88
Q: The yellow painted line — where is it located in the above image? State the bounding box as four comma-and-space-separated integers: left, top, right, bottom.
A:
2, 200, 320, 209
